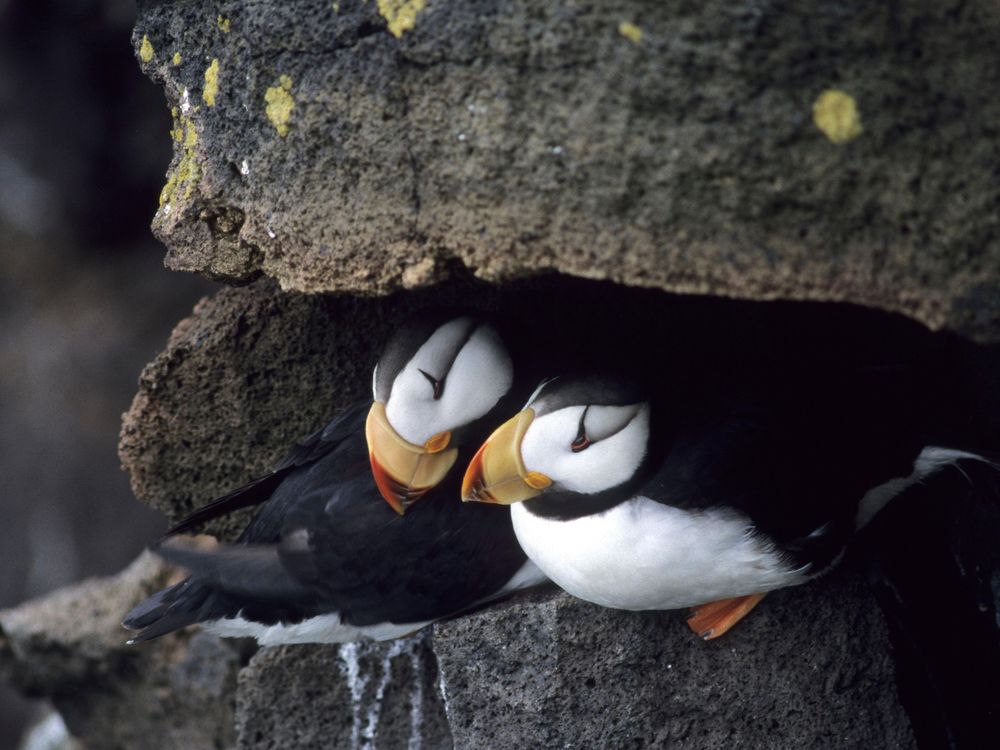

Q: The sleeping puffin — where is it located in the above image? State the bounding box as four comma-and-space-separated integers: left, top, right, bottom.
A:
461, 373, 991, 639
123, 314, 548, 645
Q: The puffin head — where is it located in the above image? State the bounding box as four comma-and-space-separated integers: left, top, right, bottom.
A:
461, 376, 651, 508
366, 313, 515, 514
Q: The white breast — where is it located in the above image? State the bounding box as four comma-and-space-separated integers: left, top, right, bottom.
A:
510, 498, 808, 611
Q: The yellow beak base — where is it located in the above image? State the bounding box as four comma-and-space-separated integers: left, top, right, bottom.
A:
461, 409, 551, 505
365, 402, 458, 514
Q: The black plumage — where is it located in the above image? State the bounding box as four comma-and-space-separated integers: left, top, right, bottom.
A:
124, 316, 545, 644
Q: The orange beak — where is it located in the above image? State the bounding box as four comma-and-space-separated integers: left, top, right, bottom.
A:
461, 409, 552, 505
365, 402, 458, 514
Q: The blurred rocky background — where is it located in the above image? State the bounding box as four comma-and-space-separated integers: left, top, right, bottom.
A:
0, 1, 211, 745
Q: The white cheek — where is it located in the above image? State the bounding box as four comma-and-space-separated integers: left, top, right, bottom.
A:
522, 406, 650, 494
385, 324, 512, 445
385, 371, 440, 444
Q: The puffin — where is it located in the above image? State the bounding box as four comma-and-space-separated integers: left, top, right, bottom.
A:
461, 371, 992, 639
123, 313, 548, 645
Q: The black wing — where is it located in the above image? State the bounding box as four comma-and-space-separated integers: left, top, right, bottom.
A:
164, 401, 369, 537
639, 369, 929, 569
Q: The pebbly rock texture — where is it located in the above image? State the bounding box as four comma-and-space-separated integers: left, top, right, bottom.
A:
435, 575, 914, 749
235, 633, 452, 750
0, 553, 242, 750
133, 0, 1000, 342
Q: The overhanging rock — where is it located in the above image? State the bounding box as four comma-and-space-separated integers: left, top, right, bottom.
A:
134, 0, 1000, 341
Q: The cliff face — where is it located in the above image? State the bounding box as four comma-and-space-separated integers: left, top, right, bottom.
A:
135, 0, 1000, 341
3, 0, 1000, 747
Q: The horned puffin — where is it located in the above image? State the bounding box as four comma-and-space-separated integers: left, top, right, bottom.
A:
462, 372, 991, 639
123, 314, 548, 645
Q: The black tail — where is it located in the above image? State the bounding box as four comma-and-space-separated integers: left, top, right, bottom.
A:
122, 576, 233, 644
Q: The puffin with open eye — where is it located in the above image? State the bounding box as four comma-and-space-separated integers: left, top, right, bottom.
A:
123, 313, 548, 645
462, 373, 991, 639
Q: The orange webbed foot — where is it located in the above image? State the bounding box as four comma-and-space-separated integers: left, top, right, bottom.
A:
686, 593, 766, 640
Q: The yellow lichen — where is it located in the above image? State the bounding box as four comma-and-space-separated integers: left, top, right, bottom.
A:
139, 35, 154, 63
264, 75, 295, 137
203, 59, 220, 107
618, 21, 643, 45
217, 15, 231, 33
377, 0, 426, 38
332, 2, 340, 12
172, 52, 182, 66
812, 89, 863, 144
183, 119, 198, 148
159, 118, 201, 208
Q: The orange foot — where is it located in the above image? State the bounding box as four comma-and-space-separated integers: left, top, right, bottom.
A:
686, 593, 766, 640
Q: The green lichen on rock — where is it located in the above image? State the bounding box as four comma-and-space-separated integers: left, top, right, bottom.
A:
617, 21, 643, 44
159, 116, 200, 208
139, 34, 154, 62
203, 58, 220, 107
377, 0, 426, 37
264, 75, 294, 137
813, 89, 863, 144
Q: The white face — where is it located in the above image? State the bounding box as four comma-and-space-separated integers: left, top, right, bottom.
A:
520, 402, 651, 494
382, 318, 514, 445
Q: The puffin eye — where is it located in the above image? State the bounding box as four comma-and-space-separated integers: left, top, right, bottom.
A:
418, 368, 445, 400
570, 407, 592, 453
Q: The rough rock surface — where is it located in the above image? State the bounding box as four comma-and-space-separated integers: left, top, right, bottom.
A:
235, 634, 452, 750
134, 0, 1000, 341
0, 554, 242, 750
435, 576, 914, 749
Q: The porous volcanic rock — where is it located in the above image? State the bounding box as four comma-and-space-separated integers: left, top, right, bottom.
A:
434, 576, 914, 749
134, 0, 1000, 341
235, 633, 452, 750
0, 553, 242, 750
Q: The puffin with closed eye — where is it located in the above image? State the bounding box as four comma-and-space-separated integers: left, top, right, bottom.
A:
123, 313, 548, 645
462, 373, 991, 639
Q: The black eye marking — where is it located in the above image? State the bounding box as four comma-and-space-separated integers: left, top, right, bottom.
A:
418, 368, 445, 400
571, 406, 591, 452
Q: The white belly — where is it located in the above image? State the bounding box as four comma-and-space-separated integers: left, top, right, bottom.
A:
203, 560, 547, 646
510, 497, 808, 611
204, 612, 434, 645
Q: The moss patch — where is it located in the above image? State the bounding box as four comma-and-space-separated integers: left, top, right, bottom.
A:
203, 59, 220, 107
139, 35, 154, 63
159, 117, 201, 207
618, 21, 643, 44
812, 89, 863, 144
264, 75, 295, 137
377, 0, 426, 38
